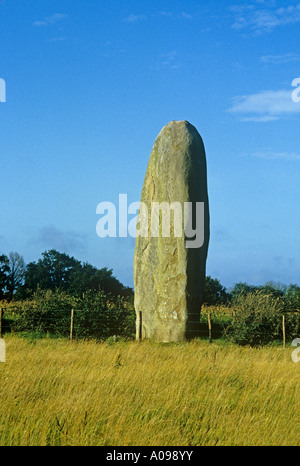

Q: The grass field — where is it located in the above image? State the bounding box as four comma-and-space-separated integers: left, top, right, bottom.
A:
0, 335, 299, 446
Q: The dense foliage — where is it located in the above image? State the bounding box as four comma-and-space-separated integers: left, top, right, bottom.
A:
0, 249, 299, 345
5, 288, 135, 339
0, 249, 133, 300
203, 276, 230, 305
227, 291, 284, 346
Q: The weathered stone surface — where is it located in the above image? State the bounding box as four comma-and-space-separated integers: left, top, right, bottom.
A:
133, 120, 210, 342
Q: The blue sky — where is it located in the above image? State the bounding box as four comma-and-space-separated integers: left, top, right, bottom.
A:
0, 0, 299, 290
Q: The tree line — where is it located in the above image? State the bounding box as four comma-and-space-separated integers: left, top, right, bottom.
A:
203, 276, 300, 310
0, 249, 133, 301
0, 249, 299, 311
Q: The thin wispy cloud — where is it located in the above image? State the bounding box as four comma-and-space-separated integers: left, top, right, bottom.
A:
123, 14, 147, 24
273, 256, 296, 267
212, 227, 233, 243
228, 88, 300, 121
33, 13, 68, 27
46, 37, 66, 43
159, 11, 173, 17
251, 150, 300, 161
159, 11, 194, 19
181, 12, 193, 19
231, 3, 300, 34
34, 226, 87, 254
261, 53, 300, 64
124, 11, 193, 23
157, 51, 180, 69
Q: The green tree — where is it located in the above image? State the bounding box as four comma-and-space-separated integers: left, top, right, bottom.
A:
285, 284, 300, 311
202, 276, 229, 305
21, 250, 81, 296
6, 252, 26, 299
257, 281, 286, 299
20, 249, 133, 299
229, 282, 259, 302
0, 254, 9, 299
69, 262, 132, 297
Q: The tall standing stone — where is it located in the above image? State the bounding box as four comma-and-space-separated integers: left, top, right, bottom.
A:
133, 121, 209, 342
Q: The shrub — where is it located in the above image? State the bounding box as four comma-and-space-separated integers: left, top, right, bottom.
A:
9, 288, 135, 340
227, 291, 284, 346
72, 290, 135, 340
12, 289, 76, 336
284, 312, 300, 340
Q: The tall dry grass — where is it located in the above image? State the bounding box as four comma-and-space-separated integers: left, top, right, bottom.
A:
0, 335, 299, 446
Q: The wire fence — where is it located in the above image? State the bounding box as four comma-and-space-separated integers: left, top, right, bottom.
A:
1, 305, 299, 346
0, 304, 135, 341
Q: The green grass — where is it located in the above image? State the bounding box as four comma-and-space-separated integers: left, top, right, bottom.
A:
0, 335, 299, 446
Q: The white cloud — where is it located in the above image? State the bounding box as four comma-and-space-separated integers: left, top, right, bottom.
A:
241, 115, 279, 122
33, 13, 67, 27
228, 89, 300, 121
123, 14, 147, 23
231, 3, 300, 33
230, 5, 255, 14
260, 53, 300, 64
33, 20, 47, 27
46, 13, 68, 23
159, 11, 194, 20
250, 150, 300, 160
159, 11, 173, 17
181, 12, 193, 19
157, 51, 180, 69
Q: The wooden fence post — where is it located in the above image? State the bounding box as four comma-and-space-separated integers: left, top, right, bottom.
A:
282, 314, 286, 349
208, 312, 212, 344
0, 307, 3, 339
70, 309, 74, 341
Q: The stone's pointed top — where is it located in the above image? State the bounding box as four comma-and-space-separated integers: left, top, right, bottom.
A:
164, 120, 193, 129
168, 120, 189, 124
159, 120, 201, 139
154, 121, 204, 156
